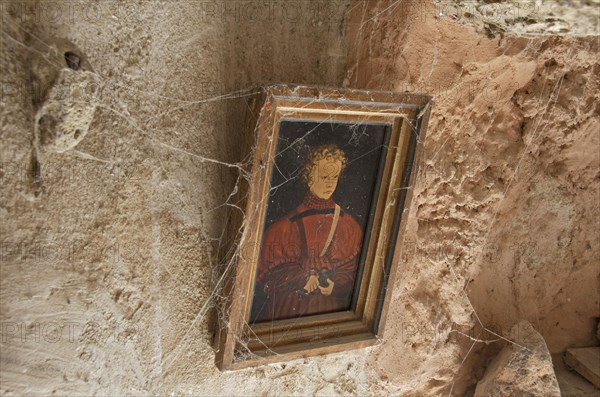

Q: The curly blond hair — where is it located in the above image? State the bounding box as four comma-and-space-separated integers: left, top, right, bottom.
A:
303, 144, 347, 185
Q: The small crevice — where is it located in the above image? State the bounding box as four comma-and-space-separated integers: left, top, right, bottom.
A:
29, 149, 43, 197
64, 51, 81, 71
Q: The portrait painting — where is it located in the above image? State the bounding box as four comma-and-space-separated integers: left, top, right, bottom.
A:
249, 120, 390, 324
215, 86, 431, 370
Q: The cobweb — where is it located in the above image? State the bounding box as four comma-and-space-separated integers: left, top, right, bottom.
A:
347, 1, 574, 396
1, 0, 573, 395
3, 12, 405, 368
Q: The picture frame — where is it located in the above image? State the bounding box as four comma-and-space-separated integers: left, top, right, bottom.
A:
215, 86, 432, 370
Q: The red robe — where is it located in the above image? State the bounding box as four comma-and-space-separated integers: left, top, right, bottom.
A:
252, 192, 363, 323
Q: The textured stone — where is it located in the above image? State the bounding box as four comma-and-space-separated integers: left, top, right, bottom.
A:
347, 1, 599, 395
34, 69, 103, 154
1, 0, 599, 396
474, 321, 560, 397
441, 0, 600, 37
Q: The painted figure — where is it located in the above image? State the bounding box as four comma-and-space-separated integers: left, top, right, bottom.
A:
252, 144, 363, 323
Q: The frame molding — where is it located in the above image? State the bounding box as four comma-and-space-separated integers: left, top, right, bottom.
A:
215, 85, 432, 370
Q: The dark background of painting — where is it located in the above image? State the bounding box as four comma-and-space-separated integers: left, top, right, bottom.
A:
265, 119, 389, 230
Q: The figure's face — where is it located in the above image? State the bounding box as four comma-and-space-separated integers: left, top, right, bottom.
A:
308, 158, 342, 199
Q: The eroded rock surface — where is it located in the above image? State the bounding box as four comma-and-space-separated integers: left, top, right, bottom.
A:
34, 69, 103, 154
347, 1, 599, 395
1, 0, 598, 396
474, 320, 560, 397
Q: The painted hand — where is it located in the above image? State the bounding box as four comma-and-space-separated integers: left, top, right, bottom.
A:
318, 279, 334, 296
303, 274, 320, 293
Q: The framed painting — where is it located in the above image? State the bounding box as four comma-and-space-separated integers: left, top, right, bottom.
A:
215, 86, 432, 370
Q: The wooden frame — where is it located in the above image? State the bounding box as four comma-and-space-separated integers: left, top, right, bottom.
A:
215, 85, 432, 370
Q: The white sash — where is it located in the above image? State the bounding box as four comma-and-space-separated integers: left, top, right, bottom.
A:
319, 204, 341, 257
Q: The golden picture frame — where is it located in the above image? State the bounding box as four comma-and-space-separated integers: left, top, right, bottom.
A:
215, 86, 432, 370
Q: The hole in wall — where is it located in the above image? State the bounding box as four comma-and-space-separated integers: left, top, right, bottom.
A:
64, 52, 81, 70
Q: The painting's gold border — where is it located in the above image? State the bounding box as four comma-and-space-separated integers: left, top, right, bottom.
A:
215, 85, 432, 371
